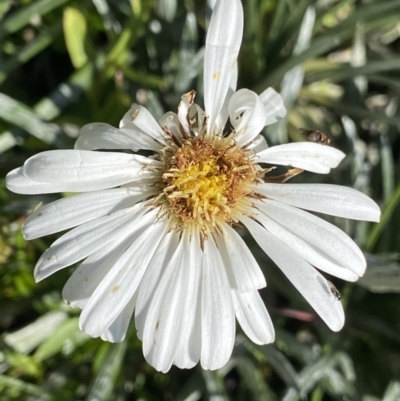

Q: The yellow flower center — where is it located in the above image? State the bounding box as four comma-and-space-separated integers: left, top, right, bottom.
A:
160, 138, 259, 231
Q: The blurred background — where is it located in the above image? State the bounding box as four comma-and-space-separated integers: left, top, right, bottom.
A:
1, 0, 400, 399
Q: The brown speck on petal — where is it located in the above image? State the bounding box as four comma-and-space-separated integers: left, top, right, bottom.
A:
130, 109, 139, 121
111, 285, 120, 293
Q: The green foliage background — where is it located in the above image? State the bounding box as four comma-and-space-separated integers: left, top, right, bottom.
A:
1, 0, 400, 399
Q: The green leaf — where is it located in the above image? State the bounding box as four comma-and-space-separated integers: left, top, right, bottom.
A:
86, 341, 127, 401
0, 22, 63, 85
259, 344, 302, 393
306, 58, 400, 83
0, 0, 70, 39
0, 375, 51, 401
34, 317, 88, 361
366, 183, 400, 251
382, 381, 400, 401
358, 254, 400, 293
202, 370, 229, 401
63, 7, 88, 69
0, 92, 70, 148
4, 311, 67, 354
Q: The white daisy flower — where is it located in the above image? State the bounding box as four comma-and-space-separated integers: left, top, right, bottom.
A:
6, 0, 380, 373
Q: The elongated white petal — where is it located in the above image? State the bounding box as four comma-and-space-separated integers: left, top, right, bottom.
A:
256, 183, 381, 222
255, 202, 363, 281
62, 232, 141, 309
259, 87, 287, 126
214, 223, 266, 292
34, 205, 149, 282
257, 142, 345, 174
15, 150, 159, 193
100, 294, 137, 342
143, 237, 188, 373
241, 215, 345, 331
23, 187, 156, 240
215, 62, 238, 132
6, 167, 75, 195
159, 112, 183, 143
75, 123, 161, 152
201, 237, 235, 370
173, 230, 202, 369
247, 134, 268, 153
229, 89, 269, 147
120, 105, 167, 145
232, 290, 275, 345
79, 215, 166, 337
177, 93, 192, 136
135, 232, 179, 340
204, 0, 243, 133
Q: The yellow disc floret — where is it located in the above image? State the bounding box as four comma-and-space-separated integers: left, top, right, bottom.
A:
159, 138, 259, 231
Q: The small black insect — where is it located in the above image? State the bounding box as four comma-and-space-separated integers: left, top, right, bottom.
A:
327, 281, 341, 301
299, 128, 331, 145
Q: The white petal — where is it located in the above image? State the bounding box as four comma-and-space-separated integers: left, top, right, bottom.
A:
204, 0, 243, 133
247, 134, 268, 153
255, 201, 364, 281
135, 231, 180, 340
258, 87, 287, 126
229, 89, 269, 147
23, 187, 156, 240
256, 183, 381, 222
34, 204, 149, 282
75, 123, 161, 152
241, 216, 345, 332
232, 290, 275, 345
173, 229, 202, 369
201, 236, 235, 370
256, 142, 345, 174
79, 215, 166, 338
159, 112, 183, 143
177, 93, 192, 136
142, 236, 189, 373
6, 167, 76, 195
100, 294, 137, 343
62, 233, 139, 309
214, 223, 266, 292
15, 150, 159, 193
119, 105, 167, 145
214, 62, 238, 132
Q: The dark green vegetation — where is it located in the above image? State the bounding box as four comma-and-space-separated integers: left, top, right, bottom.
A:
1, 0, 400, 399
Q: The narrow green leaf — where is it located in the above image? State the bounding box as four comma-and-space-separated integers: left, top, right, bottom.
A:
119, 65, 164, 88
366, 183, 400, 251
35, 63, 93, 120
202, 370, 229, 401
34, 317, 88, 361
382, 381, 400, 401
306, 58, 400, 83
0, 0, 12, 20
380, 133, 395, 204
236, 355, 279, 401
4, 311, 67, 354
302, 89, 400, 127
259, 344, 302, 393
358, 254, 400, 293
0, 375, 51, 400
0, 93, 70, 148
0, 22, 62, 85
91, 0, 119, 39
0, 0, 70, 39
86, 341, 127, 401
63, 7, 88, 69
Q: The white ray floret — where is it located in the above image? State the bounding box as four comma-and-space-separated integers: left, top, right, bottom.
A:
5, 0, 380, 373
